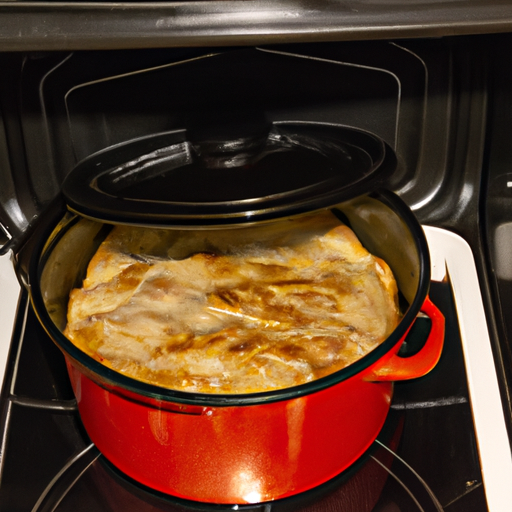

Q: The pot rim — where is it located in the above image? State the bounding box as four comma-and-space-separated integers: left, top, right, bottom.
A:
29, 189, 430, 407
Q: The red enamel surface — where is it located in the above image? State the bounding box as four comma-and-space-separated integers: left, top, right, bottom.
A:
67, 361, 392, 504
365, 296, 445, 381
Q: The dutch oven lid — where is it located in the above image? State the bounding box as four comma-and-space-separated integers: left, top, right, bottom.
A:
62, 121, 394, 227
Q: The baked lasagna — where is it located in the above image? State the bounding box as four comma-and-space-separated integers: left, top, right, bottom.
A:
64, 211, 401, 394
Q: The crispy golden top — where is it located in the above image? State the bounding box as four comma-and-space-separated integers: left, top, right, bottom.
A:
64, 212, 400, 394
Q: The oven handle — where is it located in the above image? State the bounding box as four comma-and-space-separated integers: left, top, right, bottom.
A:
364, 296, 445, 382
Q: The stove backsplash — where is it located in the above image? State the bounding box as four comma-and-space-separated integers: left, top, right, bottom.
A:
0, 38, 463, 246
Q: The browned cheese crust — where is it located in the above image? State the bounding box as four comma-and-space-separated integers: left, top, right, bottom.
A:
64, 212, 401, 394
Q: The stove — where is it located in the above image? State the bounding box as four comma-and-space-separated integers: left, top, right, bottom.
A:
1, 20, 512, 512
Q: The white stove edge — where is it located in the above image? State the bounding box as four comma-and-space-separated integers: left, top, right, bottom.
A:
425, 226, 512, 512
0, 251, 21, 398
0, 227, 511, 511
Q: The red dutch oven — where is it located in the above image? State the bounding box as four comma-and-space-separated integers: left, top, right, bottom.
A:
27, 121, 444, 505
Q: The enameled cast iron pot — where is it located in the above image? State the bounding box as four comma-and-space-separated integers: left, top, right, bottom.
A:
27, 122, 445, 505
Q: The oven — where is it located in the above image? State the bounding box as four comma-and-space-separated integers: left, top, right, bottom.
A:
1, 3, 512, 511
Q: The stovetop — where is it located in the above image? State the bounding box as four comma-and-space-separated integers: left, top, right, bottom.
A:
0, 226, 511, 511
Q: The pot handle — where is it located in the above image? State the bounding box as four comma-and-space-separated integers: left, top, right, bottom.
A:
365, 296, 445, 382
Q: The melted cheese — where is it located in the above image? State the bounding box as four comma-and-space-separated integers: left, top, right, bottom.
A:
64, 212, 401, 394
